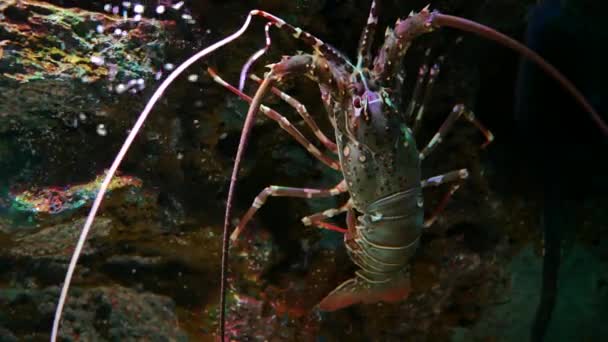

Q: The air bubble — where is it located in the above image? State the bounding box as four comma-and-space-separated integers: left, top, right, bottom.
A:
115, 84, 127, 94
164, 63, 175, 71
187, 74, 199, 82
97, 124, 107, 136
172, 1, 185, 10
134, 4, 145, 14
156, 5, 166, 14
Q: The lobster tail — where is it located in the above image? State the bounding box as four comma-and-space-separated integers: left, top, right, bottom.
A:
318, 271, 412, 311
319, 187, 422, 311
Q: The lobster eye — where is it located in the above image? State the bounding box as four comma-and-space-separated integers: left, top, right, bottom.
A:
353, 97, 362, 108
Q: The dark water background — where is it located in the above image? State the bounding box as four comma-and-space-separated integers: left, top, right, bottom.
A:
0, 0, 606, 341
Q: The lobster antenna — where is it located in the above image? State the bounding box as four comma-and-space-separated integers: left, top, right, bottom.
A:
50, 11, 260, 342
429, 12, 608, 136
239, 22, 273, 91
251, 10, 371, 94
219, 72, 276, 340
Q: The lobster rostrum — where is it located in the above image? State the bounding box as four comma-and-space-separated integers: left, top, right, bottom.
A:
50, 1, 607, 341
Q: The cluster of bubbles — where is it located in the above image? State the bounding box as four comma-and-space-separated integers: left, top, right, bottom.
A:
101, 1, 192, 23
89, 1, 198, 98
84, 1, 202, 137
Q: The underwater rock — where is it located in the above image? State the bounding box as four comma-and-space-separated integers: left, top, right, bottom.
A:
0, 0, 169, 85
0, 285, 187, 341
0, 217, 113, 293
59, 286, 187, 341
0, 0, 181, 185
7, 216, 112, 260
221, 289, 321, 341
0, 326, 18, 341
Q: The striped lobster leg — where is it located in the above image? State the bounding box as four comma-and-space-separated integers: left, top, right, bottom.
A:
418, 104, 494, 161
207, 67, 340, 171
420, 169, 470, 228
230, 181, 348, 241
411, 57, 443, 135
405, 49, 432, 121
249, 73, 337, 153
241, 10, 357, 77
301, 199, 353, 234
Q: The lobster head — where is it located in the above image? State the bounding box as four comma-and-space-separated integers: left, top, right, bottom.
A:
344, 80, 398, 147
352, 89, 383, 120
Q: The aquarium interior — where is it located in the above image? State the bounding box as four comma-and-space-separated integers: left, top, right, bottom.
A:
0, 0, 606, 341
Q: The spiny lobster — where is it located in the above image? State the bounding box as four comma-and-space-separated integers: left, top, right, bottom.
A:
50, 1, 607, 341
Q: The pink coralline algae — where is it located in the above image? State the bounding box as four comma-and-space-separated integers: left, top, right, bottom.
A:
9, 171, 142, 214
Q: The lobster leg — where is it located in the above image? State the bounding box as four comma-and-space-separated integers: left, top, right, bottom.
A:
420, 169, 469, 227
207, 67, 341, 171
405, 50, 431, 121
407, 37, 463, 125
301, 199, 353, 233
249, 73, 338, 153
253, 11, 354, 70
230, 180, 348, 241
419, 104, 494, 160
423, 183, 462, 228
420, 168, 469, 188
411, 58, 442, 135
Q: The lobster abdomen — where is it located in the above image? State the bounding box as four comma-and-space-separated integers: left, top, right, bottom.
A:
348, 187, 423, 283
